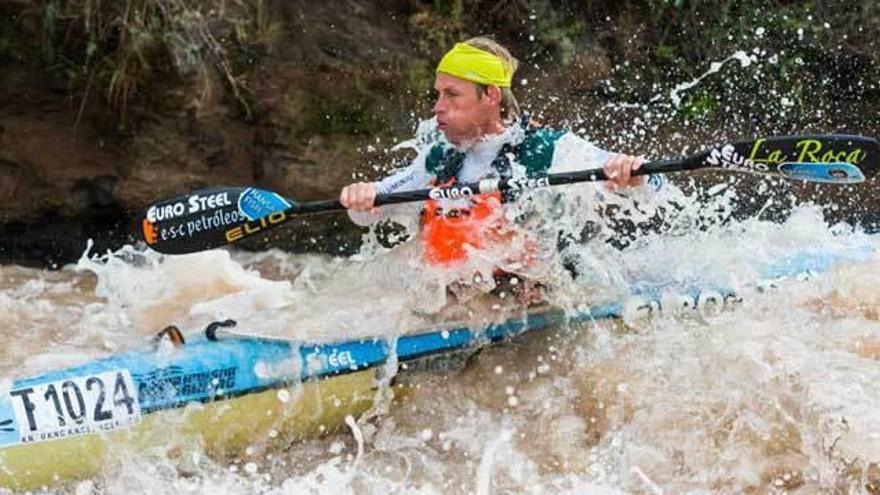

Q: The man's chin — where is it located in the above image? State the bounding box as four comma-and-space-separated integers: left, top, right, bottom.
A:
439, 128, 461, 145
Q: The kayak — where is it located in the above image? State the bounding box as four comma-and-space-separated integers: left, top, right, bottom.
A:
0, 241, 874, 490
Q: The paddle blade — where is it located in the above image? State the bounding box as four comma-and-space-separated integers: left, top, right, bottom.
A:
697, 135, 880, 184
137, 187, 294, 254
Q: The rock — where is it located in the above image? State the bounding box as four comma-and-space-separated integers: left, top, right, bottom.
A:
0, 158, 19, 203
71, 175, 119, 209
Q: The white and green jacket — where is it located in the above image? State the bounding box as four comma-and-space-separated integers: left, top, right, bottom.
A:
348, 120, 666, 227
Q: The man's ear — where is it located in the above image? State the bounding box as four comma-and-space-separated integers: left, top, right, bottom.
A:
486, 85, 502, 106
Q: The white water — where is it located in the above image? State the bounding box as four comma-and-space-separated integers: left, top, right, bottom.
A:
1, 201, 879, 494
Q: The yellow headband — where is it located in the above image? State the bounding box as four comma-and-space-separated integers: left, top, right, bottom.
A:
436, 43, 514, 88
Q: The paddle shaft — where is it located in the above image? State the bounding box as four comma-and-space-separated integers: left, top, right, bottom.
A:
289, 159, 684, 215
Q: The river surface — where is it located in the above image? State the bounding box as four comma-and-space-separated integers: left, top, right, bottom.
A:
1, 201, 879, 494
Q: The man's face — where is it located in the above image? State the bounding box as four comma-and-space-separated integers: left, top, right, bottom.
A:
433, 73, 498, 145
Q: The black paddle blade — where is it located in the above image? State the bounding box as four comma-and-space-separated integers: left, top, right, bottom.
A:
137, 187, 294, 254
694, 135, 880, 184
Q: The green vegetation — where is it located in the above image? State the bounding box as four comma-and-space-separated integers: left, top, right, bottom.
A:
36, 0, 280, 121
4, 0, 878, 138
409, 0, 587, 64
0, 13, 27, 63
575, 0, 880, 133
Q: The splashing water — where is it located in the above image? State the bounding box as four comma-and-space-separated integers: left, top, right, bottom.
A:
666, 50, 756, 108
2, 193, 879, 494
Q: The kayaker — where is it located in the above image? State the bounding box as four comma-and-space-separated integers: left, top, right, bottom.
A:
340, 37, 664, 292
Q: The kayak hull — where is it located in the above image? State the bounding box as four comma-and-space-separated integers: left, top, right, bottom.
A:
0, 369, 375, 491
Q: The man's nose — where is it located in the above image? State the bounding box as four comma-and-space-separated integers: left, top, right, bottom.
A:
433, 96, 446, 114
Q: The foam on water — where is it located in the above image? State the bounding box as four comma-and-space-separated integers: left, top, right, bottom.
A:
5, 176, 880, 494
4, 201, 879, 494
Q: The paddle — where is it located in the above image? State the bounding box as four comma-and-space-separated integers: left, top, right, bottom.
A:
137, 134, 880, 255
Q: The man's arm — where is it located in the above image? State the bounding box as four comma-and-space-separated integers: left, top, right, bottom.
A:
549, 132, 666, 192
341, 149, 434, 226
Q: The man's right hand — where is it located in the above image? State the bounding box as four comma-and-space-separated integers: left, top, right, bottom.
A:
340, 182, 378, 212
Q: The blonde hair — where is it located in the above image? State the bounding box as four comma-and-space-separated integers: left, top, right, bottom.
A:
462, 37, 521, 121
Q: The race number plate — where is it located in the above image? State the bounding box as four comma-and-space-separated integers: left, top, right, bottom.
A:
8, 370, 141, 444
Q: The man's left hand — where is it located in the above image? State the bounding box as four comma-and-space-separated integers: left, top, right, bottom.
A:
603, 153, 646, 190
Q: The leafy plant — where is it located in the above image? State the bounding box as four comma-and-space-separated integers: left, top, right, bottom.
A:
38, 0, 281, 123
